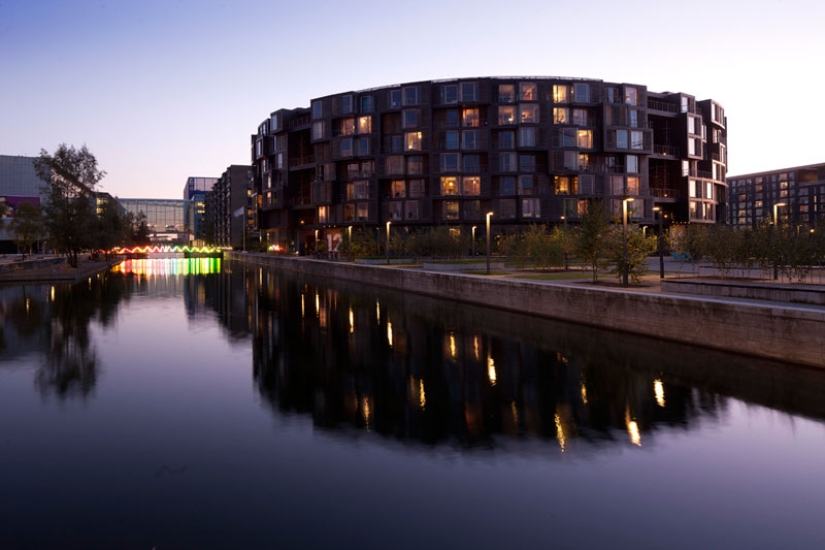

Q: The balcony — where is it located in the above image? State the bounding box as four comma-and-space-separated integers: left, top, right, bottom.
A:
650, 188, 682, 199
652, 144, 678, 158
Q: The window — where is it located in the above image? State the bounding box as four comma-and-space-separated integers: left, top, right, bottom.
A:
461, 82, 478, 101
462, 130, 479, 149
357, 202, 369, 221
405, 201, 420, 220
573, 83, 590, 103
463, 108, 479, 127
403, 86, 419, 106
615, 130, 628, 149
402, 109, 420, 128
553, 108, 569, 124
463, 176, 481, 196
441, 176, 459, 196
407, 156, 424, 175
500, 176, 516, 195
389, 135, 403, 153
347, 180, 369, 200
463, 200, 481, 219
341, 95, 353, 114
499, 84, 515, 103
463, 155, 480, 173
445, 110, 460, 128
389, 90, 402, 108
444, 201, 459, 220
519, 154, 535, 172
606, 87, 619, 103
441, 84, 458, 104
625, 87, 638, 106
629, 110, 638, 128
577, 130, 593, 148
519, 127, 536, 147
627, 176, 640, 195
312, 121, 325, 140
499, 152, 517, 171
631, 131, 644, 150
391, 180, 405, 198
445, 131, 459, 150
409, 179, 426, 198
626, 155, 639, 173
522, 198, 541, 218
518, 175, 534, 194
579, 174, 595, 195
520, 104, 539, 123
498, 131, 515, 149
389, 201, 403, 221
358, 116, 372, 134
520, 82, 537, 101
354, 137, 370, 156
340, 138, 353, 157
360, 95, 374, 113
386, 156, 404, 175
553, 85, 570, 103
441, 153, 460, 172
554, 176, 575, 195
500, 199, 516, 219
318, 206, 328, 223
559, 128, 576, 147
347, 163, 359, 180
563, 151, 578, 170
498, 106, 516, 125
270, 113, 280, 131
339, 118, 355, 136
572, 109, 588, 126
405, 132, 422, 151
610, 176, 625, 195
312, 100, 323, 119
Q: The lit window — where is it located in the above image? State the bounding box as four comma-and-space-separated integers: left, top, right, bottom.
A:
498, 106, 516, 125
391, 180, 405, 198
577, 129, 593, 148
444, 201, 459, 220
463, 108, 479, 127
358, 116, 372, 134
520, 104, 539, 123
318, 206, 328, 223
554, 176, 574, 195
627, 177, 640, 195
405, 132, 422, 151
553, 108, 569, 124
339, 118, 355, 136
463, 176, 481, 196
553, 85, 570, 103
520, 82, 537, 101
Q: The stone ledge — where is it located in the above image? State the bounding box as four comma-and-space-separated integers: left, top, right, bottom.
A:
662, 278, 825, 306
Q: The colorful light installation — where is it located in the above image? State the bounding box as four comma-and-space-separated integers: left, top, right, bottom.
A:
113, 258, 221, 277
111, 245, 226, 254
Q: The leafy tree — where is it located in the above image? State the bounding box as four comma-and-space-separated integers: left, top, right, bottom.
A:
35, 144, 106, 267
605, 223, 657, 284
575, 200, 610, 283
93, 198, 123, 257
0, 200, 8, 232
8, 201, 45, 258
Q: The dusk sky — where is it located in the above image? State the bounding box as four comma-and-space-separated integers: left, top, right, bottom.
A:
2, 0, 823, 199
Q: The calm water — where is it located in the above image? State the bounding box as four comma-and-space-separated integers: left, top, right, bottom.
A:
2, 257, 825, 549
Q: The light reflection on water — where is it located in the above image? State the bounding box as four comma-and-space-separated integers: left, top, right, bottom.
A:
1, 258, 825, 548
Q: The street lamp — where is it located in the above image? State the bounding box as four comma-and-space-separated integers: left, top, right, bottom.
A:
386, 221, 391, 265
347, 225, 353, 261
653, 206, 664, 279
471, 226, 477, 257
772, 202, 786, 280
314, 229, 319, 257
622, 198, 634, 287
486, 212, 493, 275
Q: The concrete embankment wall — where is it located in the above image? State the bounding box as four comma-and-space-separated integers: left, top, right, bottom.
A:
230, 253, 825, 369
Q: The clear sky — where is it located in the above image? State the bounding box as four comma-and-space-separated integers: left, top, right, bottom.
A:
1, 0, 823, 199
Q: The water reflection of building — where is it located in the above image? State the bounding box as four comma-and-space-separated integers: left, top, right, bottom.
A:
240, 265, 759, 454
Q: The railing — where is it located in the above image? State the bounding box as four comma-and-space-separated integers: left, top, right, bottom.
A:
650, 188, 682, 199
653, 144, 678, 157
647, 99, 679, 113
289, 115, 311, 130
289, 155, 315, 166
290, 196, 312, 207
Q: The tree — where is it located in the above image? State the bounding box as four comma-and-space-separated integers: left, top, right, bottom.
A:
93, 197, 123, 257
605, 224, 656, 284
8, 201, 45, 258
575, 200, 610, 283
34, 144, 106, 267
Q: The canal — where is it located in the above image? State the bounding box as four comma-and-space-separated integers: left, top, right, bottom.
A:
1, 257, 825, 548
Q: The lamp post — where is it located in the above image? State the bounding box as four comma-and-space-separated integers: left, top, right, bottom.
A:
772, 202, 786, 280
385, 221, 391, 265
622, 198, 634, 287
314, 229, 319, 257
486, 212, 493, 275
471, 226, 477, 257
347, 225, 353, 261
561, 215, 568, 270
653, 206, 664, 279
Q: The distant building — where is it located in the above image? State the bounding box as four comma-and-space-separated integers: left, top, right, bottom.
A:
206, 165, 254, 249
727, 163, 825, 228
118, 198, 192, 243
183, 176, 218, 242
250, 76, 727, 253
0, 155, 48, 253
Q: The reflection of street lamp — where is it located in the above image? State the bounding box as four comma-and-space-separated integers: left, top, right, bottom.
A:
653, 206, 664, 279
471, 226, 477, 257
486, 212, 493, 275
772, 202, 786, 280
385, 221, 391, 264
622, 198, 634, 287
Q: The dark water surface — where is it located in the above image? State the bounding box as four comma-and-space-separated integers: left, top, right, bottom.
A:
2, 258, 825, 549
